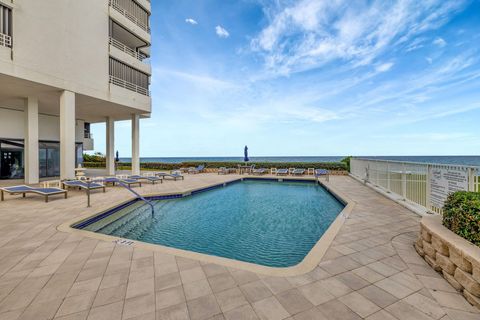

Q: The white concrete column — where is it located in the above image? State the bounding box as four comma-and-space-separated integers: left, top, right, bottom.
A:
24, 97, 39, 184
60, 91, 76, 180
131, 114, 140, 175
106, 117, 115, 176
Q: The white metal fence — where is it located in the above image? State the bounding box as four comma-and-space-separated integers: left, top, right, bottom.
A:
351, 158, 480, 214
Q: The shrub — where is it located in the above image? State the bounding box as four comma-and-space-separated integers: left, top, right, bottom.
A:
82, 162, 106, 168
341, 156, 352, 172
443, 191, 480, 246
82, 161, 348, 171
83, 153, 106, 162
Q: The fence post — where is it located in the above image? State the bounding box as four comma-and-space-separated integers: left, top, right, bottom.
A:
387, 162, 391, 191
401, 163, 407, 199
425, 164, 431, 211
468, 168, 475, 192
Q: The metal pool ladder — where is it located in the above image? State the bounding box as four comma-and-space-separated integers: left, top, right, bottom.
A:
118, 182, 155, 217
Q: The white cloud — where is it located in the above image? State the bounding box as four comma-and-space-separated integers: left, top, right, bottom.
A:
251, 0, 467, 75
405, 37, 426, 52
154, 68, 239, 91
433, 37, 447, 47
215, 25, 230, 38
376, 62, 394, 73
185, 18, 198, 25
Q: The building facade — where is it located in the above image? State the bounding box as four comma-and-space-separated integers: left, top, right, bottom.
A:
0, 0, 152, 182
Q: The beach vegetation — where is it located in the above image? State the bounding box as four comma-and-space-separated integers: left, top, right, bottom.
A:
443, 191, 480, 246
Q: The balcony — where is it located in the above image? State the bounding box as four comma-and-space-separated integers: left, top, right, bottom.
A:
109, 0, 150, 33
109, 37, 151, 75
83, 133, 94, 151
0, 33, 11, 48
109, 75, 150, 96
109, 37, 147, 62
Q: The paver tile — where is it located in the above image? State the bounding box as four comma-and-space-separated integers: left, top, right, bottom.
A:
215, 287, 248, 312
155, 286, 186, 311
276, 289, 313, 315
186, 294, 222, 320
316, 299, 361, 320
223, 304, 258, 320
339, 292, 381, 318
240, 281, 272, 303
252, 296, 290, 320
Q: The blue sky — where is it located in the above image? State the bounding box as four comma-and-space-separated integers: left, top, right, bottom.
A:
92, 0, 480, 157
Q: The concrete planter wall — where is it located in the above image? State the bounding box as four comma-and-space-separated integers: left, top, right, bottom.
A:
416, 215, 480, 309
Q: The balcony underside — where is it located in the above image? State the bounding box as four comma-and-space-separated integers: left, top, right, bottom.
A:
0, 73, 151, 123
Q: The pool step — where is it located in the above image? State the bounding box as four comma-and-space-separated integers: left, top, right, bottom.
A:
100, 200, 175, 239
98, 204, 151, 236
121, 201, 176, 239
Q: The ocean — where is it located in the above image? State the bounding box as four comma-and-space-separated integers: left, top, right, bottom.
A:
118, 156, 480, 167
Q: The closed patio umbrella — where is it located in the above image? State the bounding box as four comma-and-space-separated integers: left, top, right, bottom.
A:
244, 146, 249, 163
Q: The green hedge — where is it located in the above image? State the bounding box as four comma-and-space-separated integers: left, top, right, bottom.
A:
83, 162, 107, 168
443, 191, 480, 246
83, 161, 347, 171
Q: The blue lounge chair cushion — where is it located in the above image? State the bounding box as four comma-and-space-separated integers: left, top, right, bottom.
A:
63, 181, 104, 189
2, 185, 35, 192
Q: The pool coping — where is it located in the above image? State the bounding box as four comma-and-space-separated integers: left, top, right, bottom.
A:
57, 176, 355, 276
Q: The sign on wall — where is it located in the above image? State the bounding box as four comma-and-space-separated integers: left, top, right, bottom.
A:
429, 167, 468, 208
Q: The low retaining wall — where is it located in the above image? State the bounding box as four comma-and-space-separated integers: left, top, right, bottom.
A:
416, 215, 480, 309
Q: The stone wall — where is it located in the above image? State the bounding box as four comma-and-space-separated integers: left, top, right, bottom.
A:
416, 215, 480, 309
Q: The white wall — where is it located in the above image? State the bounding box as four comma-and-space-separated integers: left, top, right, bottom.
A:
0, 107, 84, 142
0, 0, 151, 114
7, 0, 110, 97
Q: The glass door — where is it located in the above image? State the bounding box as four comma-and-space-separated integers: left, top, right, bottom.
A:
0, 140, 24, 179
39, 142, 60, 178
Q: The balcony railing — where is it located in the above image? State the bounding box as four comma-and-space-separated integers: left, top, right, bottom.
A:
109, 0, 150, 33
0, 33, 12, 48
109, 75, 150, 96
109, 37, 149, 62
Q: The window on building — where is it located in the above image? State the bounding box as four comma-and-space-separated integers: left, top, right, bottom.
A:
39, 142, 61, 178
0, 4, 12, 47
0, 140, 24, 179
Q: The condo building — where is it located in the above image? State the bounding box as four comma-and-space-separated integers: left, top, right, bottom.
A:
0, 0, 152, 182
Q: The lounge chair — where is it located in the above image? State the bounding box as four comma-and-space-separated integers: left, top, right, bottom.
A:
156, 172, 184, 181
315, 169, 329, 181
188, 165, 205, 174
129, 175, 163, 184
102, 177, 142, 187
252, 168, 267, 175
276, 168, 289, 176
292, 168, 305, 176
0, 185, 68, 202
62, 180, 106, 193
220, 167, 237, 174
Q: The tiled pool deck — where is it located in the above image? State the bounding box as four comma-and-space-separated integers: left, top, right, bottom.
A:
0, 174, 478, 320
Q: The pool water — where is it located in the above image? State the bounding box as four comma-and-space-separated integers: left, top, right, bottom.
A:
81, 179, 344, 267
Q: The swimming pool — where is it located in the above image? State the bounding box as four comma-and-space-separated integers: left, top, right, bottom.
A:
75, 179, 345, 267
